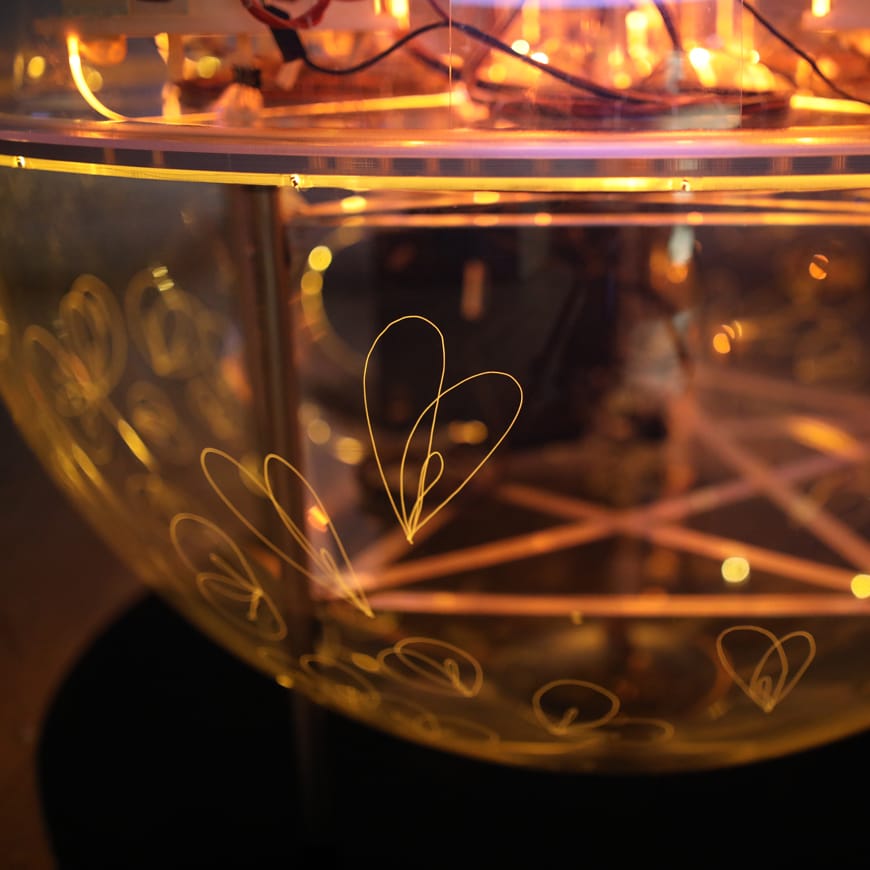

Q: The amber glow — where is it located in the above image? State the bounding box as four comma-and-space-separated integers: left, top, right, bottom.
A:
626, 9, 649, 43
487, 63, 507, 83
66, 34, 126, 122
307, 505, 330, 532
341, 195, 367, 213
808, 253, 829, 280
790, 94, 870, 115
712, 332, 732, 354
721, 556, 750, 584
196, 56, 221, 79
688, 47, 717, 88
308, 245, 333, 271
307, 418, 331, 445
300, 270, 323, 295
811, 0, 831, 17
333, 436, 366, 465
26, 55, 46, 80
386, 0, 409, 27
852, 575, 870, 600
6, 154, 870, 196
785, 416, 865, 461
448, 420, 488, 445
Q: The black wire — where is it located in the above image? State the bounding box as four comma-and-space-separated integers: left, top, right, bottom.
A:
653, 1, 682, 52
462, 0, 527, 86
264, 0, 869, 112
742, 0, 870, 106
300, 3, 665, 104
301, 21, 448, 75
419, 0, 664, 105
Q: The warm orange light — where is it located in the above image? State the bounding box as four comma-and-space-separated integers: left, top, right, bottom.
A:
386, 0, 409, 27
688, 46, 717, 88
307, 505, 330, 532
852, 574, 870, 600
26, 55, 46, 80
785, 416, 865, 461
300, 270, 323, 296
307, 418, 331, 445
721, 556, 750, 584
333, 436, 366, 465
66, 34, 127, 121
448, 420, 488, 444
712, 332, 732, 354
196, 56, 221, 79
308, 245, 333, 271
790, 94, 870, 115
808, 253, 829, 280
341, 195, 367, 213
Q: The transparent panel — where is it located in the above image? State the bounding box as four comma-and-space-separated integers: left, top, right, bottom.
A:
1, 0, 870, 776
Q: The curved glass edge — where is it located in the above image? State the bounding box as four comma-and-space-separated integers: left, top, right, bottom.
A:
1, 113, 870, 192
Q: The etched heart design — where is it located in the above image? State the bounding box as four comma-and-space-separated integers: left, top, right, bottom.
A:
125, 267, 218, 379
532, 679, 621, 737
376, 636, 484, 697
363, 315, 523, 543
200, 447, 373, 617
171, 512, 286, 640
22, 274, 157, 469
716, 625, 816, 713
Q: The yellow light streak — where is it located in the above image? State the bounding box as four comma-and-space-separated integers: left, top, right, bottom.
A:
3, 154, 870, 197
790, 94, 870, 115
66, 33, 127, 122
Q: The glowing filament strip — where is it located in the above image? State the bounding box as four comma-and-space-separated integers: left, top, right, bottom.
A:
790, 94, 870, 115
67, 34, 128, 122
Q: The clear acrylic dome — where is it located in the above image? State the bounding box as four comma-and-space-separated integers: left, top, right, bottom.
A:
1, 0, 870, 773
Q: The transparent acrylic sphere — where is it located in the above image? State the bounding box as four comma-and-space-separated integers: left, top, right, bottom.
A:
2, 163, 870, 774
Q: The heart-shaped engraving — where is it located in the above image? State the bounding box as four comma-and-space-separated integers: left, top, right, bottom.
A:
376, 636, 484, 697
716, 625, 816, 713
127, 381, 195, 464
171, 512, 287, 640
23, 274, 157, 469
200, 447, 373, 617
363, 315, 523, 543
532, 679, 621, 737
59, 274, 127, 396
125, 267, 225, 380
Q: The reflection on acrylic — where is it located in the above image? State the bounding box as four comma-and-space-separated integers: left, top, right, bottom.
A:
2, 181, 870, 773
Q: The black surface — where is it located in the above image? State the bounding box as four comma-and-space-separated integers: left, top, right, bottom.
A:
38, 595, 870, 868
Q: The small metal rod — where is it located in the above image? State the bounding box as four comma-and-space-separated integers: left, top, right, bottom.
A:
231, 184, 331, 851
